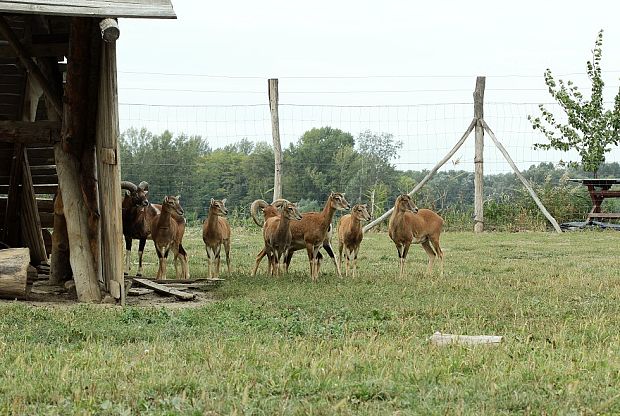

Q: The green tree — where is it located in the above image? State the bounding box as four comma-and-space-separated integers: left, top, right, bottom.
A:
119, 128, 210, 216
528, 30, 620, 177
349, 130, 403, 203
283, 127, 355, 201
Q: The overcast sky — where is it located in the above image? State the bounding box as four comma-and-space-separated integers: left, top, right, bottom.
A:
115, 0, 620, 173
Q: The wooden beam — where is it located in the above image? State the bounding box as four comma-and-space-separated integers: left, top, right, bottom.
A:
482, 120, 562, 233
99, 18, 119, 42
133, 278, 196, 301
20, 148, 48, 265
0, 120, 61, 145
0, 1, 177, 19
363, 119, 476, 232
0, 16, 63, 117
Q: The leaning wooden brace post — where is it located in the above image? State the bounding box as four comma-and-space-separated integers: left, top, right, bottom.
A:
268, 78, 283, 201
482, 120, 562, 233
473, 76, 485, 233
20, 149, 48, 265
364, 119, 476, 232
96, 18, 125, 304
19, 75, 48, 265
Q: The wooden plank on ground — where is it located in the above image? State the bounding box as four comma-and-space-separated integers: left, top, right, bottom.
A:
127, 287, 154, 296
429, 332, 503, 346
132, 277, 196, 301
128, 276, 224, 285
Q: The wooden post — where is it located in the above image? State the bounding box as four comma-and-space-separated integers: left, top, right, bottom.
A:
482, 120, 562, 233
363, 119, 476, 232
53, 18, 102, 302
96, 20, 124, 304
268, 79, 283, 201
473, 76, 485, 233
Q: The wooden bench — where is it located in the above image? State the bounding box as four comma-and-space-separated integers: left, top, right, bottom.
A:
569, 179, 620, 222
587, 212, 620, 220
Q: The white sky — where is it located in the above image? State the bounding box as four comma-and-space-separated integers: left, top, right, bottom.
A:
116, 0, 620, 174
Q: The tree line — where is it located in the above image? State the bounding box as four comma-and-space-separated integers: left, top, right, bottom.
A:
119, 127, 620, 229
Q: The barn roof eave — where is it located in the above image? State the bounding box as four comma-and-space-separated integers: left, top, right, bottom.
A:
0, 0, 177, 19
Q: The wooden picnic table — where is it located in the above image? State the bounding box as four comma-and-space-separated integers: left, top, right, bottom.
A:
569, 178, 620, 221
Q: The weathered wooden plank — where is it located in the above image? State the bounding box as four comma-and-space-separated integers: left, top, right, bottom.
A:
0, 0, 176, 19
132, 278, 196, 301
29, 165, 57, 174
429, 332, 503, 346
127, 287, 154, 296
588, 213, 620, 219
20, 148, 48, 264
130, 277, 224, 285
0, 121, 61, 145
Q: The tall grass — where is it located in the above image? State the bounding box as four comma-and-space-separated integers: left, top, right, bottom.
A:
1, 228, 619, 414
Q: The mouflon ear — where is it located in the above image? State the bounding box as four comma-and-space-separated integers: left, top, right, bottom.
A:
222, 198, 227, 205
210, 198, 215, 205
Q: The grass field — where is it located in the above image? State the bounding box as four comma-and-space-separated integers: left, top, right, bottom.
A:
1, 227, 620, 415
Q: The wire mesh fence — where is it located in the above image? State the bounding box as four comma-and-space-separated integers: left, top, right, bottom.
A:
117, 74, 620, 230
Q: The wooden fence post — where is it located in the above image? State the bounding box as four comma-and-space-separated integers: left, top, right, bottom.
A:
473, 76, 485, 233
268, 78, 282, 201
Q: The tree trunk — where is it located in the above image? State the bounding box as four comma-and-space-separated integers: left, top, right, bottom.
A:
54, 144, 101, 302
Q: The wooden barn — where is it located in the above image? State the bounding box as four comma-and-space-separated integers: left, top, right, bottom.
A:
0, 1, 175, 304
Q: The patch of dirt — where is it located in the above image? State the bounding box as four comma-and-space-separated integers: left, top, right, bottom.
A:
0, 277, 220, 309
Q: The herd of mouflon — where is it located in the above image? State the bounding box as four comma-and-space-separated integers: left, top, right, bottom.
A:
121, 181, 444, 281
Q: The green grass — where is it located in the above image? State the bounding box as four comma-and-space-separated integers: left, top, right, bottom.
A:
2, 228, 620, 415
